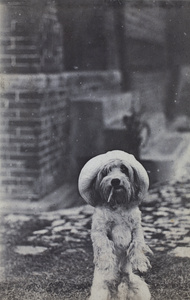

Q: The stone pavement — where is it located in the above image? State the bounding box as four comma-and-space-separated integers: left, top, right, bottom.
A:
1, 180, 190, 260
0, 176, 190, 299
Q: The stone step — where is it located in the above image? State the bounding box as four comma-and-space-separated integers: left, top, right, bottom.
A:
71, 91, 135, 128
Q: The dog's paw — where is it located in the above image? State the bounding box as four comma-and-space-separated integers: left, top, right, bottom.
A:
131, 255, 151, 273
144, 244, 153, 256
127, 242, 152, 273
89, 288, 111, 300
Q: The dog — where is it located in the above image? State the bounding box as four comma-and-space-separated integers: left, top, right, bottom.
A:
78, 150, 152, 300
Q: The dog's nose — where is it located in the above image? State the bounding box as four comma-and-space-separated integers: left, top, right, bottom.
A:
111, 178, 120, 187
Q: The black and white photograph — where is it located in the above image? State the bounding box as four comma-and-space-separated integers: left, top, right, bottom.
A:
0, 0, 190, 299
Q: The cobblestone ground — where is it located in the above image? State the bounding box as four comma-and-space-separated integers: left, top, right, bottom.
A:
0, 178, 190, 299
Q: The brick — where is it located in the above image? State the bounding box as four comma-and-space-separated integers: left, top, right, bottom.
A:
10, 28, 35, 37
20, 146, 39, 153
16, 56, 40, 64
19, 111, 39, 118
1, 128, 17, 135
2, 180, 16, 185
3, 65, 40, 74
1, 111, 17, 118
19, 91, 44, 100
9, 120, 40, 127
0, 145, 18, 152
0, 57, 12, 64
18, 136, 37, 143
15, 38, 36, 46
1, 92, 16, 100
9, 102, 40, 109
14, 21, 36, 33
5, 47, 38, 55
10, 171, 38, 178
20, 128, 40, 136
0, 37, 11, 46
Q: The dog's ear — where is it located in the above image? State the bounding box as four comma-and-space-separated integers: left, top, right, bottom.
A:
126, 165, 135, 183
89, 174, 102, 206
132, 167, 146, 203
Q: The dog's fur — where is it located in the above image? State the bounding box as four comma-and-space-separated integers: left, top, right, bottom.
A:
89, 159, 152, 300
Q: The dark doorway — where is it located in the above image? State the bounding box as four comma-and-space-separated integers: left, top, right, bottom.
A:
58, 5, 107, 71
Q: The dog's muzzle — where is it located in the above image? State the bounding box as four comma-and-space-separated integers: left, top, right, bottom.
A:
107, 179, 127, 206
111, 178, 121, 188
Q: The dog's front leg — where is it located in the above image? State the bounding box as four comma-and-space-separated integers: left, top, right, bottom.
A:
89, 212, 120, 300
90, 229, 120, 300
89, 266, 119, 300
127, 224, 152, 273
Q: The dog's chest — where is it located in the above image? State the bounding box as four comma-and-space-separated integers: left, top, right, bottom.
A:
106, 210, 136, 250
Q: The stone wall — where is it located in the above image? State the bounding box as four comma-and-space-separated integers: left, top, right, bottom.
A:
166, 5, 190, 118
131, 71, 170, 113
177, 66, 190, 117
119, 5, 168, 114
124, 6, 166, 44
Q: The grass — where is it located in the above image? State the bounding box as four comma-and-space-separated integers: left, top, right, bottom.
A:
1, 252, 190, 300
1, 214, 190, 300
148, 254, 190, 300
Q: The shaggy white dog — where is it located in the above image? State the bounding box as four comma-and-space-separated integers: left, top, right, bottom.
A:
78, 150, 152, 300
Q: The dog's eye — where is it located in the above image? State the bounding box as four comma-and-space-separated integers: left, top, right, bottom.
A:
101, 169, 108, 177
120, 164, 128, 175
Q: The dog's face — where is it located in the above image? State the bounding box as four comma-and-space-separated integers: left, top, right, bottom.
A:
93, 159, 140, 208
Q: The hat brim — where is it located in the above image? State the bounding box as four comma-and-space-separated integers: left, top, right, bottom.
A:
78, 150, 149, 206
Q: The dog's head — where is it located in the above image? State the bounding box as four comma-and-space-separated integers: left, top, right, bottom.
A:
78, 150, 149, 207
93, 159, 140, 208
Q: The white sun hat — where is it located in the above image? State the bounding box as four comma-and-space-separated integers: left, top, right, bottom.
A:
78, 150, 149, 206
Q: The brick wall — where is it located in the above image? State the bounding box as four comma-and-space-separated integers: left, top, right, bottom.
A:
0, 0, 63, 73
0, 0, 66, 201
0, 71, 121, 201
0, 74, 67, 200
